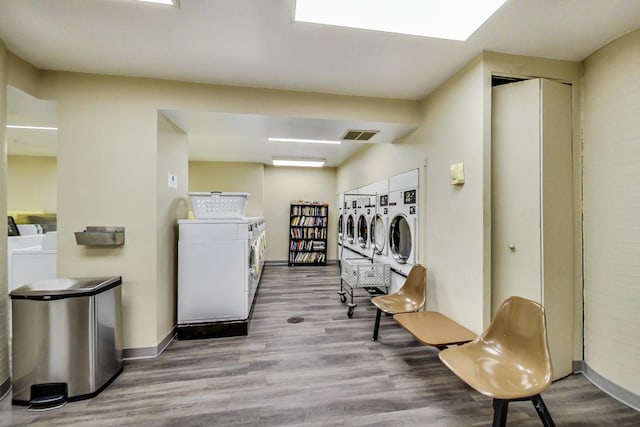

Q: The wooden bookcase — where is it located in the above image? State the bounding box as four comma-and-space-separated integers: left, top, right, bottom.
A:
288, 202, 328, 266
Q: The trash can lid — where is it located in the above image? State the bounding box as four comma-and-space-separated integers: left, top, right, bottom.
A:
10, 276, 122, 300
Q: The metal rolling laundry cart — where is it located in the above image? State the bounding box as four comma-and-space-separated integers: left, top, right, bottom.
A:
10, 276, 123, 409
338, 258, 390, 318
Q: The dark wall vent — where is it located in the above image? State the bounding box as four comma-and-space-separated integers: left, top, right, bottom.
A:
342, 130, 379, 141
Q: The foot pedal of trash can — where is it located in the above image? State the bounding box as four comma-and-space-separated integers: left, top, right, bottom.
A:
28, 383, 68, 411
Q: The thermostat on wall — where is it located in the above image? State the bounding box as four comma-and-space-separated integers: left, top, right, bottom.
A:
450, 162, 465, 185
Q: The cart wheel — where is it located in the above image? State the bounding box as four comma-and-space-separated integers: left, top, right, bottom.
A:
347, 307, 354, 318
340, 294, 347, 304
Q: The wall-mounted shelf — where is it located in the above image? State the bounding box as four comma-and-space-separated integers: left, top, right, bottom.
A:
75, 226, 125, 246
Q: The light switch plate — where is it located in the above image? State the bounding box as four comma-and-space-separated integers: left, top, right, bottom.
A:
168, 173, 178, 189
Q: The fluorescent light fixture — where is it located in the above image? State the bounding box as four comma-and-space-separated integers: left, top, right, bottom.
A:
272, 158, 326, 167
294, 0, 508, 41
135, 0, 179, 7
268, 137, 341, 145
6, 124, 58, 131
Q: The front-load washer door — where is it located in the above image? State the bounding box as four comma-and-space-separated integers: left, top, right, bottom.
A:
371, 214, 386, 255
357, 214, 368, 248
389, 214, 412, 264
249, 243, 257, 279
252, 243, 260, 278
346, 214, 355, 244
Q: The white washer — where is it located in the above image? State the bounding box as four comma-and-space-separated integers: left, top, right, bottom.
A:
249, 218, 266, 303
177, 217, 265, 335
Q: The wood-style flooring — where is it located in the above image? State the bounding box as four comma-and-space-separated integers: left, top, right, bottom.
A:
2, 264, 640, 426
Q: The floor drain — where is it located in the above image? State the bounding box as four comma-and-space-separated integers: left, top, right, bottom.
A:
287, 316, 304, 324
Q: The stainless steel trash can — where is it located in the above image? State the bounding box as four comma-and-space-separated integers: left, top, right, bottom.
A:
10, 276, 123, 408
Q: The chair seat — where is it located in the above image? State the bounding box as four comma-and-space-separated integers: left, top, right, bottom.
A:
371, 294, 421, 314
439, 338, 552, 400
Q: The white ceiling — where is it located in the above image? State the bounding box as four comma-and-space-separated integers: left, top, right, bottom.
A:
2, 0, 640, 165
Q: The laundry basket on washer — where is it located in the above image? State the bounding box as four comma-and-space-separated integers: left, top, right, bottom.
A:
188, 192, 249, 219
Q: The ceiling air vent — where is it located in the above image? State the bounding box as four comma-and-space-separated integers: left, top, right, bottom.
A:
342, 130, 379, 141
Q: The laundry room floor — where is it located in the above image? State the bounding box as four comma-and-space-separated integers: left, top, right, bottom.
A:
2, 264, 640, 426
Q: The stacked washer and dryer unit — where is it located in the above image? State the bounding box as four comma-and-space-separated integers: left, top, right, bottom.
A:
338, 169, 419, 293
177, 193, 266, 339
355, 185, 376, 255
342, 193, 360, 256
386, 169, 419, 291
337, 192, 345, 251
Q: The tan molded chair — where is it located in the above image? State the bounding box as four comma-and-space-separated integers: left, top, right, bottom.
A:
370, 264, 426, 341
439, 296, 555, 427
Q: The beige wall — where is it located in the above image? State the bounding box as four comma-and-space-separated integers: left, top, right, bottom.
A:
338, 57, 488, 332
582, 29, 640, 397
7, 155, 57, 213
338, 52, 582, 337
0, 39, 10, 395
188, 161, 264, 217
39, 73, 162, 349
6, 52, 39, 97
156, 114, 188, 343
32, 70, 415, 353
264, 165, 337, 262
188, 161, 337, 262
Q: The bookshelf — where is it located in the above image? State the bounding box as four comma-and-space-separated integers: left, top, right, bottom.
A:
289, 202, 328, 266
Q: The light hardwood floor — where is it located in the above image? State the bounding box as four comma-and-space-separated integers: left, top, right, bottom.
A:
2, 264, 639, 426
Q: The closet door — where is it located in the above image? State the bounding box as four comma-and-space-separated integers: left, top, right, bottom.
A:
540, 78, 574, 380
491, 78, 574, 380
491, 79, 542, 310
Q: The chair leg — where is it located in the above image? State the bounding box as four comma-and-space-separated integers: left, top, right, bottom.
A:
492, 399, 509, 427
531, 395, 556, 427
371, 308, 382, 341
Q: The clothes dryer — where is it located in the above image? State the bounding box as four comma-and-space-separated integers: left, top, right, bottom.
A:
343, 193, 359, 256
387, 169, 419, 282
337, 193, 345, 247
371, 192, 390, 260
356, 194, 374, 252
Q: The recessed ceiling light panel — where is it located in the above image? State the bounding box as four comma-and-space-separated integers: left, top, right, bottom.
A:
135, 0, 180, 7
268, 137, 341, 145
294, 0, 508, 41
272, 158, 326, 167
6, 124, 58, 131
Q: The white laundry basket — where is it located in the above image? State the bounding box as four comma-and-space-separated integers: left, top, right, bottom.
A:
188, 192, 249, 219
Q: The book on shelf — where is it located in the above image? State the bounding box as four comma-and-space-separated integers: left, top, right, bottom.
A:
290, 205, 328, 217
290, 216, 328, 227
289, 251, 326, 264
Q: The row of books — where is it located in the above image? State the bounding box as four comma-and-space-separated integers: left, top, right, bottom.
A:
290, 240, 326, 251
290, 216, 328, 227
290, 205, 328, 217
289, 252, 327, 264
290, 227, 327, 239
